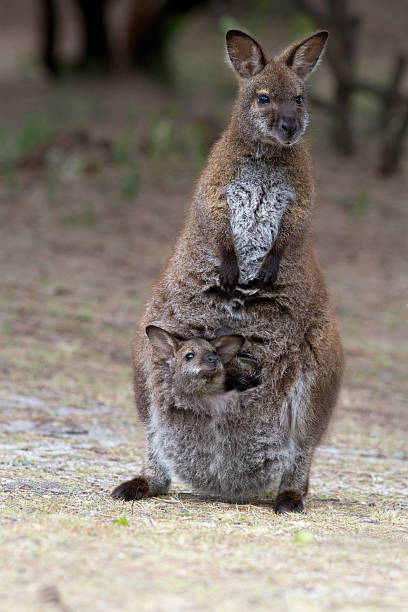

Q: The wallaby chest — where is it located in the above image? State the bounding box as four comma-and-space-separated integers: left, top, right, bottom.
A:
225, 158, 294, 283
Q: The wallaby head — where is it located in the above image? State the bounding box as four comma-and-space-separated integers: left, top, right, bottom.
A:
146, 325, 245, 396
226, 29, 328, 146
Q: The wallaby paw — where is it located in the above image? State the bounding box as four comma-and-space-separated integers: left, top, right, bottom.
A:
219, 254, 239, 291
111, 476, 150, 501
219, 270, 239, 291
256, 265, 278, 287
274, 491, 304, 514
235, 372, 262, 391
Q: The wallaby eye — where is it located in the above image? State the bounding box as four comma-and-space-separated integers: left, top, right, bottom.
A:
257, 94, 270, 105
295, 95, 304, 106
185, 352, 195, 361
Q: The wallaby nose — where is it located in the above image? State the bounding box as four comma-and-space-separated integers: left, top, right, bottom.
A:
207, 353, 218, 363
280, 119, 297, 139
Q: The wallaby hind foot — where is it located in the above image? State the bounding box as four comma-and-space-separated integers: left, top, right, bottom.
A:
111, 475, 171, 501
111, 476, 150, 501
112, 444, 171, 501
274, 490, 304, 514
274, 450, 312, 513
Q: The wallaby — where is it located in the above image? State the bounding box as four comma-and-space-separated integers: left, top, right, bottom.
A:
112, 29, 344, 513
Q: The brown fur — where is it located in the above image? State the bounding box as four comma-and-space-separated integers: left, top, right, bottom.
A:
274, 490, 305, 514
111, 476, 149, 501
112, 30, 344, 511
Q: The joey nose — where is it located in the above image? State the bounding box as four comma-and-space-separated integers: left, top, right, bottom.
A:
207, 353, 218, 363
280, 119, 297, 139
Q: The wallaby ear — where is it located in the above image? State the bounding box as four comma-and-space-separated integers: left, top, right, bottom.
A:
280, 31, 328, 80
226, 30, 267, 79
212, 334, 245, 364
146, 325, 179, 360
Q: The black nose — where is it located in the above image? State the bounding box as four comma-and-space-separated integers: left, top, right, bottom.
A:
207, 353, 217, 363
280, 119, 297, 138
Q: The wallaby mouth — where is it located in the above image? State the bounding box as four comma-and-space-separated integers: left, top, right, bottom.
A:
201, 369, 218, 378
275, 131, 301, 147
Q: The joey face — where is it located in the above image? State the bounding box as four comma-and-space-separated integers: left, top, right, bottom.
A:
173, 339, 225, 395
226, 30, 328, 147
146, 326, 245, 396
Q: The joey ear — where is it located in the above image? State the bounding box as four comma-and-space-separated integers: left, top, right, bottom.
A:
226, 30, 266, 79
212, 334, 245, 364
280, 31, 328, 80
146, 325, 179, 360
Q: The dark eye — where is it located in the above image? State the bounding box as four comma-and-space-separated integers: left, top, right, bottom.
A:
184, 352, 195, 361
295, 95, 304, 106
257, 94, 270, 105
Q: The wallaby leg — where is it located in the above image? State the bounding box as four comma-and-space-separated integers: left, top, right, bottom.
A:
111, 443, 171, 501
274, 449, 314, 514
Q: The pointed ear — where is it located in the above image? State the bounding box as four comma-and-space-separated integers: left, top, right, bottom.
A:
212, 334, 245, 364
226, 30, 267, 79
146, 326, 179, 360
280, 31, 328, 80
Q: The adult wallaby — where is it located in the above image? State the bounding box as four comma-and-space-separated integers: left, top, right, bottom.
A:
112, 29, 344, 513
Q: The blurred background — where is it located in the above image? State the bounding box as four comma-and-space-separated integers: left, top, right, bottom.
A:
1, 0, 406, 404
0, 2, 407, 610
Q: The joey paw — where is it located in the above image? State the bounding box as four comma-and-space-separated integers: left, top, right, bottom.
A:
111, 476, 150, 501
274, 491, 304, 514
235, 372, 262, 391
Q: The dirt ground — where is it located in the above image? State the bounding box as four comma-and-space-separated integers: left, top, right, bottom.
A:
0, 5, 407, 612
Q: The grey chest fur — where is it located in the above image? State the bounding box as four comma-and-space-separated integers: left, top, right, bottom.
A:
225, 159, 295, 283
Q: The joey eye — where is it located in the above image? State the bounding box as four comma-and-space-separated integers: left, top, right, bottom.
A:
295, 95, 304, 106
184, 352, 195, 361
257, 94, 270, 105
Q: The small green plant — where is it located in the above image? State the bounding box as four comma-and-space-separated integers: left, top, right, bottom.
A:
59, 201, 97, 228
217, 15, 243, 35
289, 12, 318, 39
112, 133, 134, 166
294, 529, 314, 544
121, 164, 140, 202
0, 320, 13, 335
43, 148, 63, 206
17, 114, 55, 158
112, 517, 129, 526
348, 189, 371, 218
82, 202, 97, 227
148, 117, 175, 163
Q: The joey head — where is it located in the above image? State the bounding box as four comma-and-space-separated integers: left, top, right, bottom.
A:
145, 325, 245, 399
